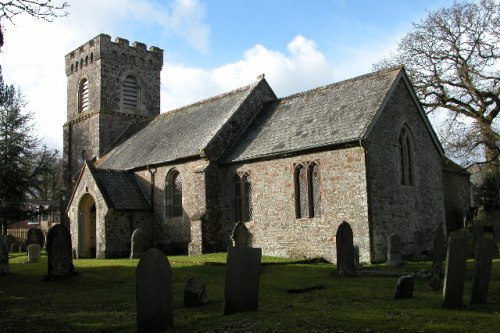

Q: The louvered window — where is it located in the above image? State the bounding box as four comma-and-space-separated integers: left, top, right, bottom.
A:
123, 75, 139, 110
79, 79, 89, 112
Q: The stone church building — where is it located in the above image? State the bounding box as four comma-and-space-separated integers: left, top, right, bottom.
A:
63, 34, 465, 263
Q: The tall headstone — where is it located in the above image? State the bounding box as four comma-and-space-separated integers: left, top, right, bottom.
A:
442, 236, 467, 309
26, 227, 45, 248
136, 248, 173, 332
130, 228, 147, 259
386, 234, 402, 267
231, 222, 251, 247
430, 226, 446, 291
336, 221, 355, 276
27, 244, 41, 262
470, 237, 494, 304
413, 230, 424, 258
224, 246, 262, 315
184, 277, 208, 307
46, 224, 76, 280
0, 235, 9, 275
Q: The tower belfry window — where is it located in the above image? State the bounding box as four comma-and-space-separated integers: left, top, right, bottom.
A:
122, 75, 139, 111
79, 79, 89, 113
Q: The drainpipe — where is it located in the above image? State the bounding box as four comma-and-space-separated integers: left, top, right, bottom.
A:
147, 165, 157, 212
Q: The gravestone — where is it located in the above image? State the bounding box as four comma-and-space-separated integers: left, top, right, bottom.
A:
184, 277, 208, 307
224, 246, 262, 315
394, 275, 414, 299
493, 220, 500, 256
442, 236, 467, 309
470, 237, 494, 304
456, 228, 472, 257
430, 227, 446, 291
386, 234, 402, 267
27, 228, 45, 248
136, 248, 173, 332
336, 221, 355, 276
413, 230, 424, 258
231, 222, 251, 247
28, 244, 41, 262
0, 235, 8, 275
10, 243, 19, 253
6, 234, 15, 250
130, 228, 147, 259
46, 224, 76, 280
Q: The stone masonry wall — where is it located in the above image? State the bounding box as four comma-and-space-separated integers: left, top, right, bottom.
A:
365, 80, 446, 262
220, 147, 370, 263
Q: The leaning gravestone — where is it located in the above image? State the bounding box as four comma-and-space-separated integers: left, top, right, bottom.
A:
336, 221, 355, 276
442, 236, 467, 309
0, 235, 8, 275
136, 248, 173, 332
46, 224, 76, 280
231, 222, 251, 247
27, 227, 45, 248
224, 246, 262, 315
130, 228, 147, 259
184, 277, 208, 307
394, 275, 414, 299
430, 227, 446, 291
470, 237, 494, 304
386, 234, 402, 267
28, 244, 41, 262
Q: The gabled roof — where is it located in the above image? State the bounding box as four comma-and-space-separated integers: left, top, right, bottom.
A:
97, 77, 275, 170
223, 67, 403, 163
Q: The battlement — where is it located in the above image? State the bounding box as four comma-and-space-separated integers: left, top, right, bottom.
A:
65, 34, 163, 76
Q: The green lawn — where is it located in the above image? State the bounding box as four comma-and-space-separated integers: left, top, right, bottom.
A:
1, 252, 499, 332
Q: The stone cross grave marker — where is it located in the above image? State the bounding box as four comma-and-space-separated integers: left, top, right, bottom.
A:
231, 222, 251, 247
46, 224, 75, 280
130, 228, 147, 259
27, 227, 45, 248
184, 277, 208, 307
136, 248, 173, 332
470, 237, 494, 304
224, 246, 262, 315
430, 226, 446, 291
442, 236, 467, 309
336, 221, 355, 276
0, 235, 9, 275
386, 234, 402, 267
27, 244, 41, 262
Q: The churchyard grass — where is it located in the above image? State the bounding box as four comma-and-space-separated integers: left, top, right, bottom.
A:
1, 252, 499, 332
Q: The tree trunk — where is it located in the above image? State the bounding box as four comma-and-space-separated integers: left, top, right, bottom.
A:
478, 122, 499, 173
2, 219, 7, 235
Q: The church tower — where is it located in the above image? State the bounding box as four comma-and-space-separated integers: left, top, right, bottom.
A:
62, 34, 163, 201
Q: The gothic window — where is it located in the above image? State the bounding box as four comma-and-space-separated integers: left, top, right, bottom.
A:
294, 161, 321, 218
90, 52, 93, 63
79, 78, 89, 113
399, 125, 414, 186
166, 170, 183, 218
233, 172, 253, 222
85, 56, 88, 66
122, 75, 139, 111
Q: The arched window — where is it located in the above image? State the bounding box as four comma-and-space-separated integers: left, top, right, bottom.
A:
79, 78, 89, 113
85, 56, 88, 66
122, 75, 139, 111
70, 64, 74, 73
90, 52, 93, 63
399, 125, 414, 186
166, 170, 183, 218
233, 172, 253, 222
294, 161, 321, 218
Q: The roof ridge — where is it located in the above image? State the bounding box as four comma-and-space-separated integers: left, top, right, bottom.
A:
280, 65, 403, 101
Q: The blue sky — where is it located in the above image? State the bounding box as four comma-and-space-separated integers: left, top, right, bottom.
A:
0, 0, 457, 151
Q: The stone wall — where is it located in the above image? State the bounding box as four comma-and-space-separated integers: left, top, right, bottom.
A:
365, 79, 446, 262
220, 147, 370, 263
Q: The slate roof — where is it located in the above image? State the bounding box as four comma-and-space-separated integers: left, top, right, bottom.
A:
223, 67, 402, 163
90, 167, 150, 210
97, 80, 261, 170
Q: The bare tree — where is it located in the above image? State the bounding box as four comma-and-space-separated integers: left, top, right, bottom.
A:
374, 0, 499, 170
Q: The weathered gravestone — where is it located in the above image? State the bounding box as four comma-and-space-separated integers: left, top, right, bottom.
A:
394, 275, 414, 299
493, 220, 500, 256
10, 243, 20, 253
386, 234, 402, 267
470, 237, 494, 304
27, 244, 41, 262
46, 224, 76, 280
136, 248, 173, 332
27, 227, 45, 248
6, 234, 15, 251
413, 230, 425, 259
0, 235, 8, 275
231, 222, 252, 247
184, 277, 208, 307
336, 221, 355, 276
442, 236, 467, 309
130, 228, 147, 259
430, 226, 446, 291
224, 246, 262, 315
